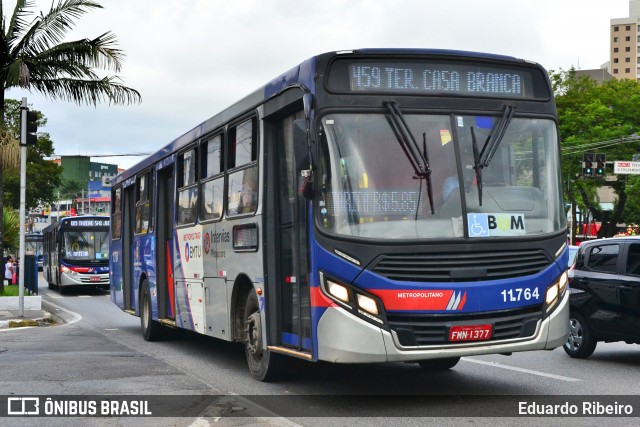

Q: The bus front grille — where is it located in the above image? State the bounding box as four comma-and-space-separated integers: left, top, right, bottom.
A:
387, 307, 542, 347
370, 249, 550, 282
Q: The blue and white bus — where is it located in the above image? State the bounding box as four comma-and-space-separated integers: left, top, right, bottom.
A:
43, 216, 110, 293
110, 49, 569, 381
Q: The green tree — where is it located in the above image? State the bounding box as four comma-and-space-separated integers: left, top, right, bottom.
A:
2, 99, 63, 209
0, 0, 141, 267
551, 68, 640, 237
2, 207, 19, 254
58, 178, 84, 199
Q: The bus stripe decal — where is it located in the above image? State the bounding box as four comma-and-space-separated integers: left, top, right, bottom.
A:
310, 286, 336, 308
166, 241, 175, 318
176, 234, 194, 330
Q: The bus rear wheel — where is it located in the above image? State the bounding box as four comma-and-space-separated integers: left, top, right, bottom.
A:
140, 279, 163, 341
244, 291, 282, 381
418, 357, 461, 370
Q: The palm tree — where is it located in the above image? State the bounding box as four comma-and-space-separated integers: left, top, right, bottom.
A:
2, 206, 19, 254
0, 0, 141, 268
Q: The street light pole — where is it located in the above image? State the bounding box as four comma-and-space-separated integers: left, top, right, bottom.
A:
18, 97, 28, 317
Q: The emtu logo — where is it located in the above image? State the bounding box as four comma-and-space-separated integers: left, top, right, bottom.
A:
446, 291, 467, 310
184, 242, 190, 262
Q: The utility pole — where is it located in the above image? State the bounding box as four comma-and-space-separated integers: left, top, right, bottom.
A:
18, 98, 27, 316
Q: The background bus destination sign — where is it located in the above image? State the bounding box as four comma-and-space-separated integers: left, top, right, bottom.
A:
67, 219, 110, 227
343, 61, 536, 98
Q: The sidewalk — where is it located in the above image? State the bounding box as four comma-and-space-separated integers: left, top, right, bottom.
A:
0, 302, 56, 329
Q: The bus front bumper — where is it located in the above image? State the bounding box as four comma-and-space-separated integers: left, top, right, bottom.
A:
60, 272, 110, 287
316, 290, 569, 364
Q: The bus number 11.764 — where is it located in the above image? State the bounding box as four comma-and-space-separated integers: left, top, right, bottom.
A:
501, 287, 539, 303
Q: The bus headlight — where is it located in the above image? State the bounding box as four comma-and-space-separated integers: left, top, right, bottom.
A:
326, 279, 350, 304
60, 265, 77, 276
544, 271, 568, 314
357, 294, 379, 316
319, 271, 385, 325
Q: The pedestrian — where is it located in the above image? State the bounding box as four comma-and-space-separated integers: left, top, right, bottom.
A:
4, 256, 15, 286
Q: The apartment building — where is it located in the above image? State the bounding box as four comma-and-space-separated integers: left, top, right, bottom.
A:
610, 0, 640, 79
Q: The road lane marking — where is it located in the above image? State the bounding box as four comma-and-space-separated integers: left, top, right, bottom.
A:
462, 357, 581, 382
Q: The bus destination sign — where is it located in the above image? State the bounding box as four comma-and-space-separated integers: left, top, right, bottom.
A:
65, 218, 110, 228
339, 61, 537, 98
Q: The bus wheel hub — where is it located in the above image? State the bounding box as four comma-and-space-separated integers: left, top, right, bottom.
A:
246, 312, 262, 355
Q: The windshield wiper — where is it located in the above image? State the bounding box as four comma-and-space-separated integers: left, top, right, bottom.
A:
471, 105, 515, 206
384, 101, 434, 214
470, 127, 484, 206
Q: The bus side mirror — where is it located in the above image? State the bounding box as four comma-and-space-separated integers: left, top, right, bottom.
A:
293, 119, 314, 199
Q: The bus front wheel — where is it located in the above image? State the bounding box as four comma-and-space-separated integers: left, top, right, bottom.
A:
244, 291, 282, 381
140, 279, 163, 341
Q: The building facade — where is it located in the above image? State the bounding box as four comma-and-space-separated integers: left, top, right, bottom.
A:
610, 0, 640, 80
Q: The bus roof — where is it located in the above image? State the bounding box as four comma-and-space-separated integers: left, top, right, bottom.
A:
113, 48, 540, 186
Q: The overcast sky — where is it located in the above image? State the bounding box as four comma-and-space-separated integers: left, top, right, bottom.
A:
5, 0, 630, 170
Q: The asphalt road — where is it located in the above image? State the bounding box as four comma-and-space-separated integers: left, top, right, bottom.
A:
1, 275, 639, 426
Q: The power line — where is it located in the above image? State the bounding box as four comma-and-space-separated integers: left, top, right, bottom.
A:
52, 152, 152, 157
561, 134, 640, 156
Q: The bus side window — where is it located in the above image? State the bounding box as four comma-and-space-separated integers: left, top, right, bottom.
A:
111, 187, 122, 240
177, 148, 198, 225
227, 117, 258, 216
135, 172, 151, 234
200, 134, 224, 221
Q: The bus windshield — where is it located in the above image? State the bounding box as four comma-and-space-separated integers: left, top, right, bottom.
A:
61, 230, 110, 261
317, 112, 564, 240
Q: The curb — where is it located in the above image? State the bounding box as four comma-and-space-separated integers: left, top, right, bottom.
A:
0, 311, 55, 329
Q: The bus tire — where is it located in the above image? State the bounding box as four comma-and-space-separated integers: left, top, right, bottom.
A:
563, 311, 597, 358
140, 279, 163, 341
244, 291, 282, 382
418, 357, 461, 370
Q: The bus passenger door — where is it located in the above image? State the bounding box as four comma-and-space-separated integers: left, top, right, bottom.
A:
156, 165, 175, 320
265, 109, 312, 356
122, 185, 135, 311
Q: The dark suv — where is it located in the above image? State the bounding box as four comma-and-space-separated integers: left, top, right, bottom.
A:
564, 236, 640, 358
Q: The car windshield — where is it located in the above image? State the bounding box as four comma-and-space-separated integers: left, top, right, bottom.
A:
61, 230, 110, 261
317, 113, 565, 240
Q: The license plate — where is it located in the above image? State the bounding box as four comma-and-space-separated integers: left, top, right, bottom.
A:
449, 324, 493, 342
90, 276, 101, 283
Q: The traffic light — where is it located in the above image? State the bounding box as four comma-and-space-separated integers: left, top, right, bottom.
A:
20, 108, 38, 145
595, 153, 606, 177
582, 152, 594, 178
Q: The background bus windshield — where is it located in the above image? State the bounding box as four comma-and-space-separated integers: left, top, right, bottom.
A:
62, 230, 110, 261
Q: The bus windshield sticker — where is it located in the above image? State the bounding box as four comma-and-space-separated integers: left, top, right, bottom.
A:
467, 213, 526, 237
440, 129, 452, 146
